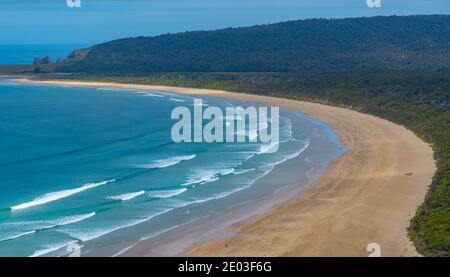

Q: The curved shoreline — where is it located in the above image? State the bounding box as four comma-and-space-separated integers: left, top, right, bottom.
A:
17, 79, 436, 256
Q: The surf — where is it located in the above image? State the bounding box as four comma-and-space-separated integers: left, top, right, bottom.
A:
148, 188, 188, 199
0, 212, 96, 242
10, 180, 115, 210
107, 191, 145, 201
132, 154, 196, 169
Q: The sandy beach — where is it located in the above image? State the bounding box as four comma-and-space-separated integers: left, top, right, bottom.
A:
18, 79, 436, 257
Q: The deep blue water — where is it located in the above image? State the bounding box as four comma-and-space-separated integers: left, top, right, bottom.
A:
0, 79, 345, 256
0, 44, 89, 65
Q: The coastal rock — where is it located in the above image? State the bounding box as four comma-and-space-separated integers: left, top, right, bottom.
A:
40, 56, 52, 64
33, 56, 51, 64
64, 47, 91, 63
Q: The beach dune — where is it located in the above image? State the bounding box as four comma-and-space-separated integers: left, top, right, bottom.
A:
20, 80, 436, 257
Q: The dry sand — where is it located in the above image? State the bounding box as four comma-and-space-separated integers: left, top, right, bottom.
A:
19, 79, 436, 257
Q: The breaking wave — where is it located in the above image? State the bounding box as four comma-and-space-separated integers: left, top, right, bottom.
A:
11, 180, 115, 210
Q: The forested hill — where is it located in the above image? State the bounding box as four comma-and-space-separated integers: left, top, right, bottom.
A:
60, 15, 450, 73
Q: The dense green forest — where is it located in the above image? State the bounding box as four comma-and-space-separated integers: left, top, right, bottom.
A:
59, 15, 450, 73
37, 71, 450, 256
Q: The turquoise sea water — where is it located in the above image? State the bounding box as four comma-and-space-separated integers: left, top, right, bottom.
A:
0, 79, 345, 256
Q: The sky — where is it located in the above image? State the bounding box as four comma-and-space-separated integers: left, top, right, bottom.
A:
0, 0, 449, 44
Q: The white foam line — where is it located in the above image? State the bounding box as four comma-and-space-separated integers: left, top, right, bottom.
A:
41, 212, 97, 229
199, 177, 220, 185
96, 88, 122, 91
133, 154, 196, 169
182, 168, 235, 187
234, 168, 256, 175
142, 93, 164, 98
60, 209, 174, 242
11, 180, 115, 210
148, 188, 187, 199
284, 141, 310, 160
259, 142, 280, 154
169, 98, 185, 102
29, 240, 77, 257
0, 230, 36, 242
0, 212, 96, 242
107, 191, 146, 201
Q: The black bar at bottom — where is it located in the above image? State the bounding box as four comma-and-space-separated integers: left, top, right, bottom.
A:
0, 257, 445, 275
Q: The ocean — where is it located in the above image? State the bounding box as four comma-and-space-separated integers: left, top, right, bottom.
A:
0, 44, 89, 65
0, 79, 345, 256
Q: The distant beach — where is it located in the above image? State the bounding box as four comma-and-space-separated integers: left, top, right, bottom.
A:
14, 79, 436, 257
